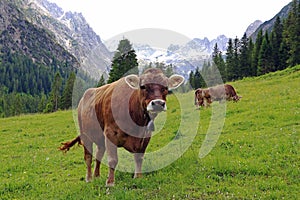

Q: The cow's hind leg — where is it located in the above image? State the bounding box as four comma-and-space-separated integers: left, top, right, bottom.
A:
94, 142, 105, 178
105, 136, 118, 187
82, 135, 93, 182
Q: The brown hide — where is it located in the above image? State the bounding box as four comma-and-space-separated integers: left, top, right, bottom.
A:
59, 68, 184, 186
195, 84, 240, 107
224, 84, 241, 101
94, 77, 152, 153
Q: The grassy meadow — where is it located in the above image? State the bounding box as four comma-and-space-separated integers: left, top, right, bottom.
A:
1, 66, 299, 199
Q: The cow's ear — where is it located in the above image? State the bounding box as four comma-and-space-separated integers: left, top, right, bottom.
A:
168, 74, 184, 90
125, 74, 140, 89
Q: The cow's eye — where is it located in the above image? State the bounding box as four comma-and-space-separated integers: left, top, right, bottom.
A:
161, 87, 168, 93
140, 85, 151, 93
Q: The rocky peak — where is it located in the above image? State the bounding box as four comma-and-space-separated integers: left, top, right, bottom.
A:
245, 20, 263, 37
24, 0, 113, 79
0, 0, 78, 67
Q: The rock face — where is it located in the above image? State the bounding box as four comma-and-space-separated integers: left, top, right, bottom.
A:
0, 0, 78, 67
245, 20, 263, 38
22, 0, 113, 79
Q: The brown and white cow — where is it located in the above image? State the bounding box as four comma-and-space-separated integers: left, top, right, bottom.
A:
195, 84, 241, 107
59, 68, 184, 186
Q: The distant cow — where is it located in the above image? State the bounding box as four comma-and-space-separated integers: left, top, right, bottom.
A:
195, 84, 241, 107
194, 88, 209, 108
59, 68, 184, 186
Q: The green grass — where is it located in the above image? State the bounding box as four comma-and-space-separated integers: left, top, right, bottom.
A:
1, 65, 299, 199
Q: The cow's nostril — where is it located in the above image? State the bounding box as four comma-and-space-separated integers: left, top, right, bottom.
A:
147, 99, 166, 112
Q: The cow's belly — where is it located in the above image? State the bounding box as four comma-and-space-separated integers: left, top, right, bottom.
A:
122, 135, 151, 153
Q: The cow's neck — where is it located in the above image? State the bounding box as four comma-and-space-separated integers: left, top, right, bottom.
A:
129, 91, 151, 128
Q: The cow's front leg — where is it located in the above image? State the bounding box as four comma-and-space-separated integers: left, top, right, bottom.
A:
134, 153, 144, 178
105, 137, 118, 187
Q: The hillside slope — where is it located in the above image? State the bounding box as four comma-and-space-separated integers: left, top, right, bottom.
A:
0, 65, 299, 199
250, 1, 292, 40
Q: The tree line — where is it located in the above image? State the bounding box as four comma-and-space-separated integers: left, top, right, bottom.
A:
0, 50, 95, 117
189, 0, 300, 89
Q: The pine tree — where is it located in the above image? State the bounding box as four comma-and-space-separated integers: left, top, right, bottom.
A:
212, 43, 226, 81
225, 38, 235, 81
271, 16, 284, 70
189, 70, 195, 89
48, 72, 62, 112
280, 19, 290, 69
252, 29, 263, 76
258, 32, 273, 75
38, 92, 47, 113
239, 33, 251, 78
281, 1, 295, 68
62, 72, 76, 110
193, 67, 202, 89
286, 0, 300, 66
233, 37, 240, 79
108, 38, 138, 83
248, 37, 255, 76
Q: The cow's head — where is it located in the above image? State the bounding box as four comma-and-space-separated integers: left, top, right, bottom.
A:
232, 95, 242, 102
125, 68, 184, 114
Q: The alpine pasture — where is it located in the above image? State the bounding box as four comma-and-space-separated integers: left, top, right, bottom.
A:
1, 66, 299, 199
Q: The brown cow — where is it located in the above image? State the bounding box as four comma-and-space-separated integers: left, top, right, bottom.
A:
59, 68, 184, 186
195, 84, 241, 107
194, 88, 209, 108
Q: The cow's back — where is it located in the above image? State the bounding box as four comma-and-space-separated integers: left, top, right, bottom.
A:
209, 85, 226, 101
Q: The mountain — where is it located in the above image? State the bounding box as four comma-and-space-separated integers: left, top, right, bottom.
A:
0, 0, 78, 68
27, 0, 231, 80
0, 0, 111, 116
250, 1, 292, 41
22, 0, 113, 79
129, 35, 229, 80
245, 20, 263, 37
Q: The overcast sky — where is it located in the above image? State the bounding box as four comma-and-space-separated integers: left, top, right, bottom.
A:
48, 0, 292, 41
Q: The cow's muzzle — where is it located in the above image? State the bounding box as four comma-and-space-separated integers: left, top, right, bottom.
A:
147, 99, 167, 112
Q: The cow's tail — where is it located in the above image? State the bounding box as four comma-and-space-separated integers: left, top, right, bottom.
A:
58, 136, 82, 153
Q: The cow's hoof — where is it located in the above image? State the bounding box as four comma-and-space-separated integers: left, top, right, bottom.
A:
106, 181, 115, 187
134, 173, 142, 178
86, 176, 92, 183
